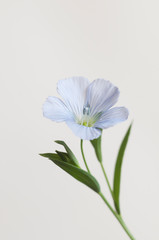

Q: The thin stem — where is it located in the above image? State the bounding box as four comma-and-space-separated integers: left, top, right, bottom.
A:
80, 140, 91, 173
100, 161, 114, 199
99, 192, 136, 240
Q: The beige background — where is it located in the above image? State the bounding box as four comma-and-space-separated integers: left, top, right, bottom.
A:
0, 0, 159, 239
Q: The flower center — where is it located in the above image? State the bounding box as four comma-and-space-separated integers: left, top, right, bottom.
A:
76, 105, 99, 127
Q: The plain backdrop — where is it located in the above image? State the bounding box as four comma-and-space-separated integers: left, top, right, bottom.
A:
0, 0, 159, 239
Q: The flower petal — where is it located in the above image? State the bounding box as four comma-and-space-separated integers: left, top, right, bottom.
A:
66, 121, 101, 140
43, 96, 72, 122
57, 77, 90, 117
94, 107, 129, 129
85, 79, 119, 117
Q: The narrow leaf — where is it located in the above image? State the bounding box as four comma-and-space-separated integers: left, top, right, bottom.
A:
90, 133, 102, 162
113, 123, 132, 214
40, 153, 61, 161
55, 140, 80, 167
55, 151, 69, 162
56, 150, 80, 166
40, 153, 100, 193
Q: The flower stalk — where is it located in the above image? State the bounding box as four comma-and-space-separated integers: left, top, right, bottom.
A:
81, 138, 136, 240
80, 139, 91, 174
100, 161, 114, 199
99, 192, 136, 240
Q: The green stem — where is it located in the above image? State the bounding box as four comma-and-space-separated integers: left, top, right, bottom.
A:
80, 140, 91, 173
99, 192, 136, 240
100, 161, 114, 199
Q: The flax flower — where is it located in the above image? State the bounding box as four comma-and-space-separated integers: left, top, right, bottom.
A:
43, 77, 128, 140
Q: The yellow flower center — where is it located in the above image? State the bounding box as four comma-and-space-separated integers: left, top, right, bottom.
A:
76, 105, 101, 127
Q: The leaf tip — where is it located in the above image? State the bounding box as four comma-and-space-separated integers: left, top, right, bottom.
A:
55, 140, 63, 144
39, 153, 45, 157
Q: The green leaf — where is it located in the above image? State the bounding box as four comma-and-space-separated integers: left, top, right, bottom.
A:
40, 153, 61, 161
55, 150, 80, 166
55, 151, 69, 162
40, 152, 73, 165
55, 140, 80, 167
113, 123, 133, 214
40, 153, 100, 193
90, 132, 102, 162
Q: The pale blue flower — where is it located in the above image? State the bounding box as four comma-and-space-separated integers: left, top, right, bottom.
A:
43, 77, 128, 140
